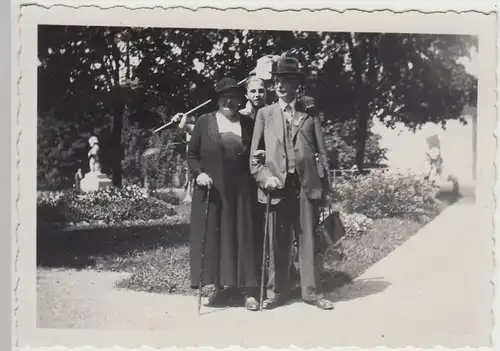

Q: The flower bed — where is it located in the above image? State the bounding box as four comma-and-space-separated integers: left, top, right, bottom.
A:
37, 172, 457, 297
332, 169, 441, 220
114, 173, 453, 295
37, 185, 179, 228
338, 212, 374, 238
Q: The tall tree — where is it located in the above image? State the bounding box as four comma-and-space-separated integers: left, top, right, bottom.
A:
303, 32, 477, 170
38, 26, 477, 189
38, 26, 148, 187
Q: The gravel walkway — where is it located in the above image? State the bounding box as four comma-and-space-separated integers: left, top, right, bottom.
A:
36, 197, 492, 348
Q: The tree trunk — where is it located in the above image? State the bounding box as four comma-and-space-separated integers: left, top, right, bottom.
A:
355, 107, 369, 172
347, 33, 368, 172
111, 102, 125, 187
348, 33, 378, 173
105, 30, 126, 188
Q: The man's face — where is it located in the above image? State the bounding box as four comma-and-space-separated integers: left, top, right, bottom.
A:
218, 91, 243, 114
246, 80, 267, 108
274, 76, 300, 101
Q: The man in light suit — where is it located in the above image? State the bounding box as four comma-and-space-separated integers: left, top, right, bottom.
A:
249, 57, 334, 310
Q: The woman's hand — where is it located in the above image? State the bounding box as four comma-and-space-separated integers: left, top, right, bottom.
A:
196, 172, 213, 188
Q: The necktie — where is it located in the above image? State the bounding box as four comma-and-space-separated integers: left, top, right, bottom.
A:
284, 104, 293, 135
284, 104, 293, 123
283, 104, 296, 174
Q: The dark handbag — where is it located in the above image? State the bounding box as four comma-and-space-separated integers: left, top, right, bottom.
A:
317, 204, 347, 254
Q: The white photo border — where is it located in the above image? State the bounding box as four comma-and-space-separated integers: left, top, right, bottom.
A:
12, 3, 498, 350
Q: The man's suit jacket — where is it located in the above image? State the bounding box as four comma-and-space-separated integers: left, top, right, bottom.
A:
249, 101, 332, 205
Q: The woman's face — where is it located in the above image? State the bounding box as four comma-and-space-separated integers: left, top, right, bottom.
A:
218, 91, 243, 115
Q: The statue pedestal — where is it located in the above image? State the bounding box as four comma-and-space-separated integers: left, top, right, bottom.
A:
80, 171, 112, 192
436, 179, 455, 193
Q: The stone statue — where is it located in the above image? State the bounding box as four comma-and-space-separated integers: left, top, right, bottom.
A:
88, 136, 101, 173
426, 146, 443, 184
80, 135, 112, 192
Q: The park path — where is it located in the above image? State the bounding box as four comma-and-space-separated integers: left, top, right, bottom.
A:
37, 196, 492, 349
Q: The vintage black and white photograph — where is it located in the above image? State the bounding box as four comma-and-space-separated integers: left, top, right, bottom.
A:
13, 5, 496, 350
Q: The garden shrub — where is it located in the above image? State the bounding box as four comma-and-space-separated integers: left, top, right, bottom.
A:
37, 185, 178, 226
332, 169, 440, 219
152, 188, 182, 205
338, 212, 374, 238
322, 119, 388, 169
141, 131, 188, 190
37, 190, 72, 223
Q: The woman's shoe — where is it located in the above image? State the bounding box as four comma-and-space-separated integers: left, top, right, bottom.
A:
206, 287, 225, 306
244, 296, 260, 311
261, 297, 281, 310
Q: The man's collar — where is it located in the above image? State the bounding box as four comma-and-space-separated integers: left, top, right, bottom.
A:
278, 98, 296, 111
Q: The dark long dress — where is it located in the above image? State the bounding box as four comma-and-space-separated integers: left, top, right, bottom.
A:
188, 112, 258, 289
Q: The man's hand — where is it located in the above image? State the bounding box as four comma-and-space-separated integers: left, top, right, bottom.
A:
251, 150, 266, 166
196, 173, 213, 188
264, 176, 281, 191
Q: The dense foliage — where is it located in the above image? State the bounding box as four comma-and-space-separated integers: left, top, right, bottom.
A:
338, 212, 374, 238
37, 185, 177, 226
332, 170, 440, 219
38, 26, 477, 190
38, 169, 440, 239
323, 118, 387, 169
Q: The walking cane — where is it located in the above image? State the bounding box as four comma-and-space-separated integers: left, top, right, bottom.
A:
198, 184, 211, 315
153, 54, 281, 134
259, 192, 272, 312
153, 78, 246, 134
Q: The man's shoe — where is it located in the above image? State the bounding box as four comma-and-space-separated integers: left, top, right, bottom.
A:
305, 298, 334, 310
262, 297, 282, 310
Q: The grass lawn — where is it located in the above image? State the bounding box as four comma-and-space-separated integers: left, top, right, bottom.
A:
112, 215, 432, 296
37, 187, 458, 297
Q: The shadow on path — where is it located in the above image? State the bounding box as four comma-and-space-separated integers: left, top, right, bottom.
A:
37, 223, 189, 269
285, 270, 390, 305
326, 277, 391, 303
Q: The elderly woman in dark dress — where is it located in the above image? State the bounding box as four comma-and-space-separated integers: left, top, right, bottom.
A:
187, 77, 260, 311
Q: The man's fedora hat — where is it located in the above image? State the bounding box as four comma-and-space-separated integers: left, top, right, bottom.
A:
215, 77, 244, 96
271, 57, 305, 78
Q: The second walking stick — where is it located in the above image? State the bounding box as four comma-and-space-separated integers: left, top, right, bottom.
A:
197, 185, 211, 315
259, 193, 272, 312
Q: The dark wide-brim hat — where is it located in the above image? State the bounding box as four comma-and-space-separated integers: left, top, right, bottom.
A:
271, 57, 305, 78
215, 77, 244, 96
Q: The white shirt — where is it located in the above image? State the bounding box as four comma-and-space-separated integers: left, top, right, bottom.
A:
215, 112, 242, 136
278, 98, 297, 174
278, 98, 297, 116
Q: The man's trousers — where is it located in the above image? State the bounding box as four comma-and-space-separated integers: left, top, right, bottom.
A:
265, 173, 324, 302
